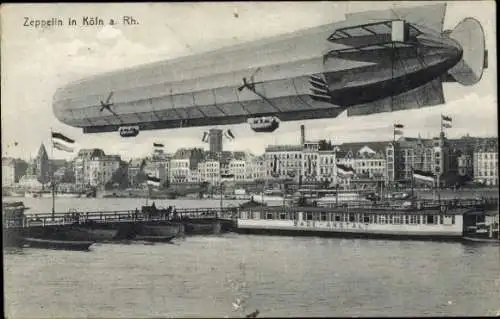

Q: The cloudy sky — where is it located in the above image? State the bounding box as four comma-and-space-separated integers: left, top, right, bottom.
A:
1, 2, 497, 161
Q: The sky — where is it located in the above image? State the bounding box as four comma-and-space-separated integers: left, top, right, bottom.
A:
1, 1, 497, 161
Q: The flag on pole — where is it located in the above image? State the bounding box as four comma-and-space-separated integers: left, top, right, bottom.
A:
139, 159, 147, 171
146, 175, 161, 187
394, 129, 404, 135
394, 124, 404, 129
413, 169, 436, 184
337, 164, 355, 177
51, 132, 75, 153
153, 142, 164, 148
442, 115, 452, 128
224, 129, 235, 140
201, 131, 209, 143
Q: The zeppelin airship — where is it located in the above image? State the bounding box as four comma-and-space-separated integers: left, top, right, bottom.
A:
53, 3, 488, 137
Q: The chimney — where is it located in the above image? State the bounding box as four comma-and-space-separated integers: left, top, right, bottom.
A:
300, 125, 305, 146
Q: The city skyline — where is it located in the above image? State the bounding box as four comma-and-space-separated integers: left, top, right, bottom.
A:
2, 2, 497, 161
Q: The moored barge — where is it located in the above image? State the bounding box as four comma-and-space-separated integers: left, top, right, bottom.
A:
235, 199, 498, 242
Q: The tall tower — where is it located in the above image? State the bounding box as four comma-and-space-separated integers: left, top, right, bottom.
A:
35, 143, 50, 184
300, 125, 305, 146
209, 129, 223, 154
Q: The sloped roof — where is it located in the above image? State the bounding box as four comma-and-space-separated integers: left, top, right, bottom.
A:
336, 141, 392, 155
77, 148, 106, 159
37, 143, 48, 159
2, 157, 15, 166
265, 144, 303, 152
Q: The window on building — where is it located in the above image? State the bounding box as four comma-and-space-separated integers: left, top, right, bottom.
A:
363, 215, 370, 223
393, 215, 400, 224
320, 212, 327, 221
410, 215, 418, 224
349, 213, 355, 222
379, 215, 386, 224
426, 215, 434, 224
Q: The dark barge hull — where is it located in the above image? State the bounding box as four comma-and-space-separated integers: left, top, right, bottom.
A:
133, 235, 177, 243
234, 227, 463, 242
22, 237, 93, 251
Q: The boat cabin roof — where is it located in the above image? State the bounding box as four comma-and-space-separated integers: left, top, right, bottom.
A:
240, 205, 484, 216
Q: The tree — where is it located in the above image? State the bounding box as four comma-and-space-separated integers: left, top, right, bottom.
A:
318, 139, 333, 151
105, 163, 129, 190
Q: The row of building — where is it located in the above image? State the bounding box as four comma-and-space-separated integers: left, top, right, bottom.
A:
3, 133, 499, 189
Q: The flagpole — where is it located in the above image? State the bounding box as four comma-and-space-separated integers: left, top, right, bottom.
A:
440, 113, 443, 136
50, 128, 55, 221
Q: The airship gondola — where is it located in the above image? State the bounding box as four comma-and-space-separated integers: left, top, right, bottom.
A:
119, 126, 140, 138
248, 116, 280, 133
52, 4, 488, 134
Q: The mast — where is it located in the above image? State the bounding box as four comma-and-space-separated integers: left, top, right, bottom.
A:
50, 128, 55, 221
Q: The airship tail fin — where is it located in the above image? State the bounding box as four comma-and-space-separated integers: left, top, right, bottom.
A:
347, 78, 444, 117
445, 18, 487, 86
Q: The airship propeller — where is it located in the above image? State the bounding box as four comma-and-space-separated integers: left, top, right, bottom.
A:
99, 92, 119, 117
238, 67, 261, 92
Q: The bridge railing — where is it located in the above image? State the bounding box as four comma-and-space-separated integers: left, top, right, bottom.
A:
3, 206, 237, 229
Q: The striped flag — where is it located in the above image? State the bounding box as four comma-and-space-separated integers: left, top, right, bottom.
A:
153, 142, 164, 148
413, 170, 436, 184
201, 131, 209, 143
442, 115, 452, 128
337, 164, 355, 177
394, 129, 404, 135
51, 132, 75, 153
146, 175, 161, 187
224, 129, 235, 140
394, 123, 404, 129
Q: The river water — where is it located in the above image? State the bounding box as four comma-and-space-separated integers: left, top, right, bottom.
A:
3, 198, 500, 318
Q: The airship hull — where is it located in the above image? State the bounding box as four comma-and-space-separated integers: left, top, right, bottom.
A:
52, 4, 485, 134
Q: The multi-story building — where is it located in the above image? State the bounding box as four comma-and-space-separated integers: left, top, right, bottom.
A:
473, 146, 498, 186
128, 159, 145, 187
457, 153, 473, 177
73, 149, 120, 187
264, 145, 303, 181
145, 153, 171, 185
198, 160, 220, 184
250, 155, 267, 181
229, 159, 247, 181
394, 134, 456, 186
86, 155, 121, 187
170, 158, 191, 183
302, 141, 320, 184
333, 142, 388, 186
317, 150, 336, 184
2, 158, 16, 186
169, 148, 204, 183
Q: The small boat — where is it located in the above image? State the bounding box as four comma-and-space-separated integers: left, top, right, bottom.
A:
133, 235, 176, 243
22, 237, 94, 251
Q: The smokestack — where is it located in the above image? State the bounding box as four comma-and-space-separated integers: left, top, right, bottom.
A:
300, 125, 305, 145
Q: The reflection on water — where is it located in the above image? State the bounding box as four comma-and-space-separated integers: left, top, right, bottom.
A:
4, 235, 500, 318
